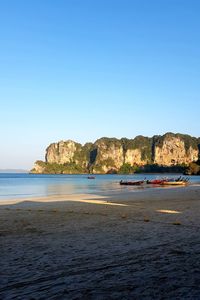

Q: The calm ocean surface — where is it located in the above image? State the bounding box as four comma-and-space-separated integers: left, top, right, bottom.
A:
0, 173, 200, 201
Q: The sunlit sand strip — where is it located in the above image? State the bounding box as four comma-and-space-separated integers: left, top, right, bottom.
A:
156, 209, 182, 214
70, 199, 128, 206
0, 194, 128, 207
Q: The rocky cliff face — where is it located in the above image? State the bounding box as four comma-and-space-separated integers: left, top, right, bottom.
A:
153, 133, 199, 166
46, 140, 81, 164
31, 161, 45, 174
125, 149, 146, 165
123, 136, 152, 166
92, 138, 124, 173
31, 133, 200, 174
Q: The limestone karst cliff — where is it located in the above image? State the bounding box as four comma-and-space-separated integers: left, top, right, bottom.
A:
45, 140, 92, 170
31, 133, 200, 174
153, 133, 199, 166
92, 138, 124, 173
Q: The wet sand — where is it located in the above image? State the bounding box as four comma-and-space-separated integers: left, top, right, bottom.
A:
1, 185, 200, 299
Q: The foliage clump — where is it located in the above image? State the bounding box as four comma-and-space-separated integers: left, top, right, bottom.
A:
32, 161, 87, 174
184, 161, 200, 175
73, 142, 93, 168
136, 164, 187, 173
93, 138, 122, 171
118, 163, 140, 174
95, 137, 122, 149
121, 136, 152, 162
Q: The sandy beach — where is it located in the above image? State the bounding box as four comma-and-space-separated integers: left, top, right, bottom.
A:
1, 185, 200, 299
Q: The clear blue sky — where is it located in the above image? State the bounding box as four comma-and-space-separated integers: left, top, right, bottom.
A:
0, 0, 199, 169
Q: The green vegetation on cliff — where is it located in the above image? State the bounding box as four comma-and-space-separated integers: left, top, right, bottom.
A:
73, 142, 93, 168
95, 137, 122, 148
31, 160, 87, 174
118, 163, 140, 174
137, 164, 187, 174
184, 161, 200, 175
92, 137, 122, 172
121, 136, 152, 162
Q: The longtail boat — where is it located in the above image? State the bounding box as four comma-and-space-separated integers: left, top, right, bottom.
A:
160, 181, 188, 186
146, 179, 165, 184
119, 180, 144, 186
147, 176, 189, 185
87, 176, 95, 179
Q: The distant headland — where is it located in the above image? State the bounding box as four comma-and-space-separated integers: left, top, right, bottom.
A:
0, 169, 28, 173
31, 133, 200, 175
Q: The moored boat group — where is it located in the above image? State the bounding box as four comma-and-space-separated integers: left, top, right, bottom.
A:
119, 176, 189, 186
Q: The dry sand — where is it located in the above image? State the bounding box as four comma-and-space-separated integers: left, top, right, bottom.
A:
1, 185, 200, 299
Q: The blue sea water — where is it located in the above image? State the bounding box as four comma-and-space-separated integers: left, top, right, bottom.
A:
0, 173, 200, 201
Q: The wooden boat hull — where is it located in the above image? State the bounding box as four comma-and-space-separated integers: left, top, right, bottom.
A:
147, 180, 164, 184
120, 180, 144, 186
161, 181, 187, 186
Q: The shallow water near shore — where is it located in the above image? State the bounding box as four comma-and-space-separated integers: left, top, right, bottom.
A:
0, 173, 200, 200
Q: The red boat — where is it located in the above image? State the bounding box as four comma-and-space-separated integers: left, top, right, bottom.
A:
147, 176, 189, 185
119, 180, 144, 186
146, 179, 165, 184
